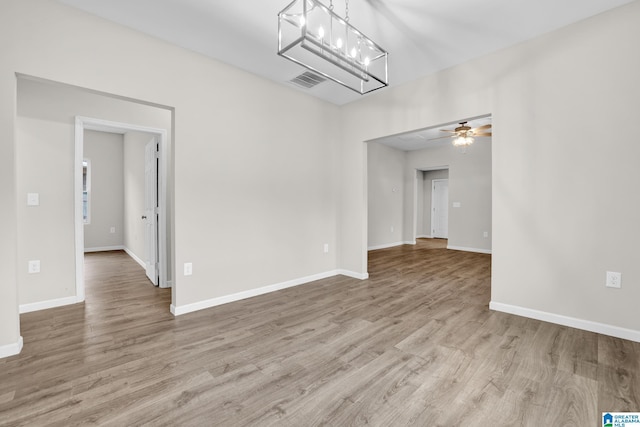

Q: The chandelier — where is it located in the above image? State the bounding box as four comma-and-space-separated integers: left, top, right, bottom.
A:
278, 0, 388, 94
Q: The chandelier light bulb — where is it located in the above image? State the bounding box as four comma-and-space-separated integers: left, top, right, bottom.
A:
364, 57, 370, 67
318, 26, 324, 38
300, 16, 305, 27
336, 38, 343, 49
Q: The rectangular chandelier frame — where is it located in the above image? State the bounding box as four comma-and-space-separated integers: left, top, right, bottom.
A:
278, 0, 388, 94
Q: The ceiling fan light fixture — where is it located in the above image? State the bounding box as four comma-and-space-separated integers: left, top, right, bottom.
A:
453, 135, 474, 147
278, 0, 388, 94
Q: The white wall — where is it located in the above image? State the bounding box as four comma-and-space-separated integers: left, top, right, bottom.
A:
340, 1, 640, 336
16, 106, 77, 306
123, 131, 152, 263
418, 169, 450, 238
367, 142, 405, 249
1, 0, 341, 352
83, 130, 124, 250
0, 70, 18, 354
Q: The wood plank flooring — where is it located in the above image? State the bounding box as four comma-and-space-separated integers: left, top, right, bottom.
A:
1, 240, 639, 426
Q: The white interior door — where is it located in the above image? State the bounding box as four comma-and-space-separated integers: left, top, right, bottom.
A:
144, 138, 158, 286
431, 179, 449, 239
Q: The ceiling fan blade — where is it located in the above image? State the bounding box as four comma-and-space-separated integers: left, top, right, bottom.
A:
473, 132, 492, 137
440, 129, 457, 133
471, 124, 492, 132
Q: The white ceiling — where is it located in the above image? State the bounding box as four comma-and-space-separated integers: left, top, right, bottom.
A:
57, 0, 634, 106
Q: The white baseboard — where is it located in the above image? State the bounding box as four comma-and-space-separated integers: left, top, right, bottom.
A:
368, 241, 405, 251
416, 235, 432, 239
337, 270, 369, 280
84, 245, 125, 253
0, 336, 23, 359
124, 248, 145, 268
19, 295, 82, 314
490, 301, 640, 343
368, 241, 418, 251
447, 245, 492, 254
171, 269, 368, 316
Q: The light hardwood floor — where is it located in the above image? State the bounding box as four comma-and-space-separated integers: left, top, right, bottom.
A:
1, 239, 639, 426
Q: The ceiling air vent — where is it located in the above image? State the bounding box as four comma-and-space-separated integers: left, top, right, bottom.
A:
289, 71, 326, 89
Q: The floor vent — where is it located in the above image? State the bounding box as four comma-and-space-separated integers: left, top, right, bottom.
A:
289, 71, 326, 89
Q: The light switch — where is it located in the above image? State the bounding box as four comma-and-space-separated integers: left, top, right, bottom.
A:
27, 193, 39, 206
28, 260, 40, 274
184, 262, 193, 276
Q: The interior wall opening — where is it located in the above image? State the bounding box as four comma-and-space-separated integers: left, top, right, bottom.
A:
15, 75, 175, 318
365, 114, 493, 274
79, 123, 166, 289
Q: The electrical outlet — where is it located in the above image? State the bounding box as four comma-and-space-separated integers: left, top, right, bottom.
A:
28, 260, 40, 274
184, 262, 193, 276
483, 231, 489, 238
606, 271, 621, 289
390, 226, 394, 233
323, 243, 329, 253
27, 193, 39, 206
110, 227, 116, 234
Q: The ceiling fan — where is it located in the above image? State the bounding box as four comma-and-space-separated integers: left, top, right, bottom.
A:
440, 122, 492, 148
442, 122, 492, 138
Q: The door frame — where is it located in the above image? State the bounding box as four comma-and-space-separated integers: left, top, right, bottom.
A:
431, 178, 449, 239
74, 116, 169, 302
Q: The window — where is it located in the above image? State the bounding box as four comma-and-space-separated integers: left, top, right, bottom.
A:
83, 159, 91, 224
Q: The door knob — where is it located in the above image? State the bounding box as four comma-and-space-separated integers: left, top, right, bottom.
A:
141, 215, 147, 220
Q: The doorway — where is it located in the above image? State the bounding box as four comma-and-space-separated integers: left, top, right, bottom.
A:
415, 168, 449, 241
74, 117, 170, 302
431, 179, 449, 239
